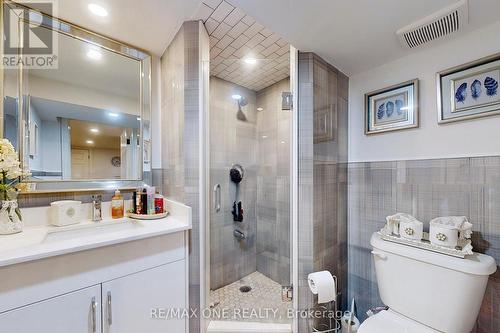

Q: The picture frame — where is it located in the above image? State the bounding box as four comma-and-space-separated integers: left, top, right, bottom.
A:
365, 79, 419, 135
437, 53, 500, 124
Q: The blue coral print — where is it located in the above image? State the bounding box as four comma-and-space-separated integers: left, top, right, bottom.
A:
395, 99, 404, 115
386, 101, 394, 117
455, 82, 467, 103
471, 80, 482, 100
484, 77, 498, 96
377, 103, 385, 120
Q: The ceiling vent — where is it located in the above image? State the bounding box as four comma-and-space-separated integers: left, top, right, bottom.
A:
396, 0, 469, 49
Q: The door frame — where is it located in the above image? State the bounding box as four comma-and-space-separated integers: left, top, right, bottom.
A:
201, 45, 300, 333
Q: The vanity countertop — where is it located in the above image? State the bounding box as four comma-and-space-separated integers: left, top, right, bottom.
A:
0, 200, 191, 268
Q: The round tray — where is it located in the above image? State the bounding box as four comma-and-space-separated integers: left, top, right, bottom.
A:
128, 212, 169, 220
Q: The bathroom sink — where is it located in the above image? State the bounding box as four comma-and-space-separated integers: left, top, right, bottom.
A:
43, 219, 144, 243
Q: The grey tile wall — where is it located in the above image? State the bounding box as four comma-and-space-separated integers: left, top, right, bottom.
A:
160, 20, 209, 333
298, 52, 349, 333
347, 157, 500, 332
209, 76, 258, 290
18, 189, 133, 208
209, 77, 292, 289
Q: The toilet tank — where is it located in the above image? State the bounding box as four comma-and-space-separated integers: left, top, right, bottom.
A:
370, 232, 497, 333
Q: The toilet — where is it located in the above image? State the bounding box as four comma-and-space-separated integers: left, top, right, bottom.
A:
358, 232, 497, 333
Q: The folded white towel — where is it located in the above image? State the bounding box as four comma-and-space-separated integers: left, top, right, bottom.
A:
385, 213, 422, 237
429, 216, 473, 240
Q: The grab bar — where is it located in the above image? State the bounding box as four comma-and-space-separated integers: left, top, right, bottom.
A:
213, 184, 221, 213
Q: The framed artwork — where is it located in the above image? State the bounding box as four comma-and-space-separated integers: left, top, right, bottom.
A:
437, 53, 500, 123
365, 79, 419, 135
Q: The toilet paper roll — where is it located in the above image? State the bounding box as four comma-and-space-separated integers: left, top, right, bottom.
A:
307, 271, 336, 304
341, 313, 360, 333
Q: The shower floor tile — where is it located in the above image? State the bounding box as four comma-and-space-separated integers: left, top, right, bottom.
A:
209, 271, 292, 324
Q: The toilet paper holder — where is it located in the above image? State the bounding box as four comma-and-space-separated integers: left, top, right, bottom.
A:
308, 273, 340, 333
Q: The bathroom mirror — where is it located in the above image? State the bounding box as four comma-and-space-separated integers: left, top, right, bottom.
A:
1, 1, 151, 192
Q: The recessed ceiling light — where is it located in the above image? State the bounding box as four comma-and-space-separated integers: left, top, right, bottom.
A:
90, 128, 99, 133
257, 107, 264, 111
262, 135, 268, 139
86, 140, 94, 144
136, 117, 141, 121
108, 112, 119, 118
88, 3, 108, 17
244, 57, 257, 65
231, 94, 242, 100
87, 49, 102, 60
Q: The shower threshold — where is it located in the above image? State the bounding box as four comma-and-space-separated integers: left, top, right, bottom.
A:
208, 271, 292, 329
207, 320, 292, 333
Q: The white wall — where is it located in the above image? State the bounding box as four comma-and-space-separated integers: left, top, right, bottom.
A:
90, 148, 121, 179
41, 120, 62, 173
349, 20, 500, 162
28, 75, 139, 117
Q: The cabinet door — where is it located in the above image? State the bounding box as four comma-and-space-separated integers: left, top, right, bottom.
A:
0, 285, 102, 333
102, 260, 187, 333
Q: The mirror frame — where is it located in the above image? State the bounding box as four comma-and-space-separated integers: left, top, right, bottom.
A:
1, 0, 152, 193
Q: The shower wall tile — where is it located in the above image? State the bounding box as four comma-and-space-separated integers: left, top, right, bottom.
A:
298, 52, 349, 333
209, 77, 258, 290
160, 21, 208, 333
348, 157, 500, 333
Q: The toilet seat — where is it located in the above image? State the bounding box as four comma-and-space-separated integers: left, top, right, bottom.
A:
358, 310, 439, 333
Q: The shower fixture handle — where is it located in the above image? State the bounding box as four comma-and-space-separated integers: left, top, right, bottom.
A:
213, 184, 221, 213
234, 229, 246, 241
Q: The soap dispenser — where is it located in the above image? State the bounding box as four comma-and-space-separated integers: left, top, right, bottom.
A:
111, 189, 124, 219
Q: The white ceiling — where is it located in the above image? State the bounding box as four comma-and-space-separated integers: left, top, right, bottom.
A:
196, 0, 290, 91
23, 0, 500, 75
41, 0, 201, 56
229, 0, 500, 74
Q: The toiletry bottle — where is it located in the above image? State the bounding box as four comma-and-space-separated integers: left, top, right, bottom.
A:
111, 189, 124, 219
155, 192, 164, 214
141, 188, 148, 215
147, 186, 156, 215
132, 191, 137, 214
135, 188, 142, 214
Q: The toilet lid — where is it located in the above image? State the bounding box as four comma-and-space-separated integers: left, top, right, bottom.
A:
358, 310, 438, 333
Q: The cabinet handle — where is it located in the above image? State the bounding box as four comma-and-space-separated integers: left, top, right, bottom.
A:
107, 291, 113, 326
213, 184, 221, 212
91, 297, 97, 333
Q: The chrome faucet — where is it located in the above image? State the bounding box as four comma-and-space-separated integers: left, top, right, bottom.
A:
91, 195, 102, 222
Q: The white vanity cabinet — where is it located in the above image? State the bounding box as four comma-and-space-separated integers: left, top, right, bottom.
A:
102, 261, 187, 333
0, 206, 191, 333
0, 259, 187, 333
0, 284, 102, 333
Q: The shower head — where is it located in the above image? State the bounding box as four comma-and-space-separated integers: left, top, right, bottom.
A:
238, 97, 248, 107
236, 97, 247, 121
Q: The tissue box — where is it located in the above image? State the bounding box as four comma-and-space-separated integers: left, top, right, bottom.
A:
429, 224, 459, 248
50, 200, 82, 226
400, 219, 423, 241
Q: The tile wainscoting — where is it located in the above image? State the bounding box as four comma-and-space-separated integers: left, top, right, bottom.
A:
348, 157, 500, 332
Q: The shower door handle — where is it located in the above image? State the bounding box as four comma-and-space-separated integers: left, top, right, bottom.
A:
214, 184, 221, 212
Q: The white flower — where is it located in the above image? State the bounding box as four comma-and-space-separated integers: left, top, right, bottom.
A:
0, 139, 23, 180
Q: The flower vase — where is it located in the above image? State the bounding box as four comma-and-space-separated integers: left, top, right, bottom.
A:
0, 199, 23, 235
